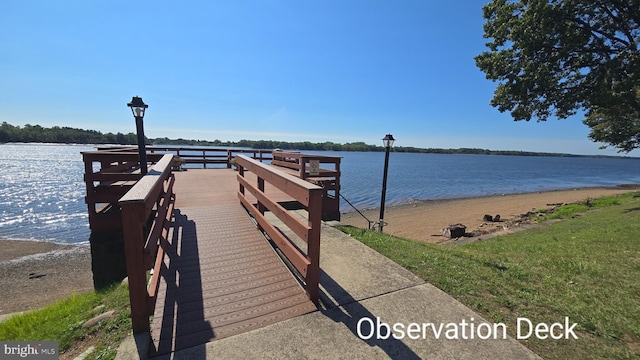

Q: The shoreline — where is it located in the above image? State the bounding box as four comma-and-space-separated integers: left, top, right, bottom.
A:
339, 184, 640, 244
1, 184, 638, 315
0, 239, 93, 315
345, 183, 640, 212
0, 238, 89, 262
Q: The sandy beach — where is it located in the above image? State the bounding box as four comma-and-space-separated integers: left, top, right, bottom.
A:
0, 240, 93, 317
1, 185, 638, 316
340, 185, 640, 243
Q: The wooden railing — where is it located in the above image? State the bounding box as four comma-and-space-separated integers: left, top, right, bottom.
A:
236, 155, 323, 304
271, 151, 341, 221
119, 154, 176, 333
94, 146, 274, 168
147, 146, 273, 169
83, 146, 272, 230
82, 149, 165, 231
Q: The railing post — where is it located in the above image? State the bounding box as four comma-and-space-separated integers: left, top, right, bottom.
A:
121, 201, 150, 333
238, 165, 245, 195
306, 190, 322, 305
83, 155, 97, 219
300, 156, 309, 180
299, 158, 305, 179
257, 177, 266, 215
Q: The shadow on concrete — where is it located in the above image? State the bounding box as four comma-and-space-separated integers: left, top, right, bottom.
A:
318, 269, 421, 360
149, 209, 213, 357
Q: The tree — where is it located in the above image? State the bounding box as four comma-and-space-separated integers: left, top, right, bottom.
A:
475, 0, 640, 152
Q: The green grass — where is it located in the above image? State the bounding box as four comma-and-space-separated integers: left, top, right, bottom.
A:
545, 203, 590, 219
0, 283, 132, 359
537, 193, 628, 221
339, 192, 640, 360
0, 292, 102, 349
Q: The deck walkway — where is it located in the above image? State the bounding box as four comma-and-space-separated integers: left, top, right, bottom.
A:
149, 169, 317, 355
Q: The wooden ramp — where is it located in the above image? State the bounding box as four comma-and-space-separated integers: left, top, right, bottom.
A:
150, 169, 317, 355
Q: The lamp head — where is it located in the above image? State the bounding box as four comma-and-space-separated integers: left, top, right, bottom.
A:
127, 96, 148, 119
382, 134, 395, 148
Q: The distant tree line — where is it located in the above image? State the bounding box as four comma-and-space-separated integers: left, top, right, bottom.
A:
0, 122, 142, 145
154, 137, 382, 152
1, 122, 632, 158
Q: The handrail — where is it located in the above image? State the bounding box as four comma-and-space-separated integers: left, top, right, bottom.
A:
271, 151, 342, 221
82, 150, 166, 231
236, 155, 323, 304
82, 146, 275, 231
147, 146, 274, 168
271, 151, 341, 179
119, 154, 176, 333
339, 192, 376, 230
93, 146, 274, 168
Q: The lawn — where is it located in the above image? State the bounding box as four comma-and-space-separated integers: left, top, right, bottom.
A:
339, 192, 640, 359
0, 283, 132, 360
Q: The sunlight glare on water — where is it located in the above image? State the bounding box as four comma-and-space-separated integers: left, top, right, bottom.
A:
0, 144, 94, 243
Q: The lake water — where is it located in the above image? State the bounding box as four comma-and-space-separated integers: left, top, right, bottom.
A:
1, 144, 640, 244
0, 144, 94, 244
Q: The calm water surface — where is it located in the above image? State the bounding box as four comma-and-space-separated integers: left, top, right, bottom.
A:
330, 151, 640, 211
1, 144, 639, 244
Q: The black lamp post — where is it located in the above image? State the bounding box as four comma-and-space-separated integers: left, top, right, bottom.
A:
127, 96, 149, 175
378, 133, 395, 232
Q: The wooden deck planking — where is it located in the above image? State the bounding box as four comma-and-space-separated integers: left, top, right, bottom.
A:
150, 169, 316, 355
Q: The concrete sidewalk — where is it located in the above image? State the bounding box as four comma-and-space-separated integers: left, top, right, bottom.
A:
117, 224, 539, 359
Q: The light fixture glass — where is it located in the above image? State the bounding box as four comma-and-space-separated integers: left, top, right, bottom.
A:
382, 134, 395, 148
127, 96, 148, 119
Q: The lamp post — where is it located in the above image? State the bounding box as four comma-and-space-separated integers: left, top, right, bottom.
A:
127, 96, 149, 175
378, 133, 395, 232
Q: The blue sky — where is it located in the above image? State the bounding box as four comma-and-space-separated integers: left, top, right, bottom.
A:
1, 1, 637, 156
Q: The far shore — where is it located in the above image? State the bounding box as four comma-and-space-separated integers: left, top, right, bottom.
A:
339, 184, 640, 243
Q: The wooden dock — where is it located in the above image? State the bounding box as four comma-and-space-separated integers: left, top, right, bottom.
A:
82, 148, 339, 355
150, 169, 317, 355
